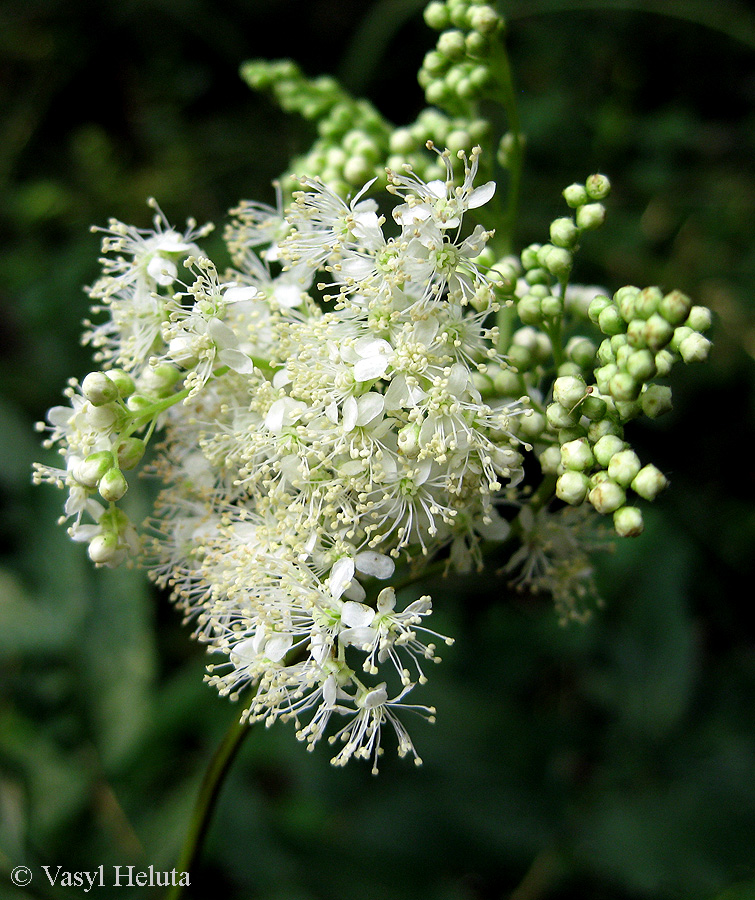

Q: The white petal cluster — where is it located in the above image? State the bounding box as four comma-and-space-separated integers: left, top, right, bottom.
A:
37, 149, 528, 772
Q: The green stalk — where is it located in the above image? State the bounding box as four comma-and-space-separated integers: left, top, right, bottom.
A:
486, 37, 525, 353
163, 710, 253, 900
488, 40, 525, 256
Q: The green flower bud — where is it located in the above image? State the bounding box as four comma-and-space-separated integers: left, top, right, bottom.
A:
541, 293, 564, 317
514, 329, 541, 353
581, 394, 608, 420
445, 127, 471, 152
614, 285, 639, 314
588, 294, 612, 324
559, 424, 587, 443
566, 336, 596, 368
679, 333, 711, 364
644, 313, 674, 351
116, 437, 146, 470
497, 131, 524, 168
99, 468, 128, 502
73, 450, 116, 488
553, 374, 586, 409
589, 479, 625, 514
557, 362, 582, 378
563, 183, 588, 208
598, 306, 625, 336
585, 173, 611, 200
626, 318, 648, 349
631, 463, 669, 501
596, 339, 615, 366
344, 155, 373, 184
609, 372, 640, 402
534, 333, 552, 362
508, 344, 536, 372
556, 470, 590, 505
491, 257, 521, 287
593, 433, 626, 467
539, 445, 563, 475
686, 305, 712, 332
626, 348, 657, 381
127, 394, 153, 413
107, 369, 136, 399
536, 243, 555, 268
424, 1, 450, 30
565, 287, 596, 318
84, 402, 117, 430
607, 448, 642, 486
588, 418, 622, 443
595, 363, 618, 394
576, 202, 606, 230
670, 326, 693, 353
659, 289, 692, 325
544, 247, 572, 279
614, 399, 641, 421
617, 291, 637, 323
390, 128, 416, 154
561, 438, 594, 471
634, 286, 663, 320
472, 372, 494, 397
613, 506, 644, 537
468, 4, 501, 34
654, 349, 674, 377
546, 402, 577, 430
466, 32, 489, 56
82, 372, 119, 406
520, 244, 541, 270
519, 410, 546, 439
615, 343, 632, 370
517, 295, 543, 326
437, 29, 467, 59
88, 532, 119, 565
610, 334, 628, 353
471, 117, 491, 140
550, 217, 578, 249
641, 383, 673, 418
493, 368, 522, 396
142, 364, 181, 395
425, 80, 448, 106
455, 76, 475, 101
448, 0, 470, 28
524, 267, 549, 287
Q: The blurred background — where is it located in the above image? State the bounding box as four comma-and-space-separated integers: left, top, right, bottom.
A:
1, 1, 754, 898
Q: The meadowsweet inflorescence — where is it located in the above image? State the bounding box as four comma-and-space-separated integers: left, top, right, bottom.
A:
34, 150, 534, 772
34, 0, 713, 772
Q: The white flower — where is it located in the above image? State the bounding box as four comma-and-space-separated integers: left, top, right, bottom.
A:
329, 682, 435, 774
389, 145, 495, 230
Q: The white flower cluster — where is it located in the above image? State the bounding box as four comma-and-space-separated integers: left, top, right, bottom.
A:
35, 149, 529, 772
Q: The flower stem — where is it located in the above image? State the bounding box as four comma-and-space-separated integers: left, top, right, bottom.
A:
163, 709, 253, 900
489, 40, 525, 256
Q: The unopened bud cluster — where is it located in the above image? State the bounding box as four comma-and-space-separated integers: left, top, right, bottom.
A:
546, 283, 711, 534
242, 60, 394, 195
488, 175, 712, 539
419, 0, 505, 114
